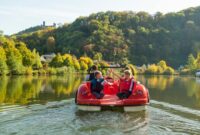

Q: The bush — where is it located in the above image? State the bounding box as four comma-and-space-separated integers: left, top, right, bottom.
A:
24, 67, 33, 75
32, 70, 38, 76
63, 54, 73, 67
179, 68, 191, 75
145, 64, 158, 74
0, 61, 8, 75
0, 47, 8, 75
56, 67, 68, 75
163, 67, 175, 75
38, 69, 46, 75
10, 65, 25, 75
49, 53, 63, 67
79, 61, 88, 71
157, 60, 167, 70
73, 57, 80, 71
47, 68, 57, 75
143, 60, 175, 75
67, 66, 75, 73
157, 66, 164, 74
79, 57, 93, 67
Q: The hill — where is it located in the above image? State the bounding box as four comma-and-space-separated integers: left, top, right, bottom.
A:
14, 6, 200, 68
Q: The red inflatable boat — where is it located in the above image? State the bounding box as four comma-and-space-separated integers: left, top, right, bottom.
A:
75, 77, 150, 112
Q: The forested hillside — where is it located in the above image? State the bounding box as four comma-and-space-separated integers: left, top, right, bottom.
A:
0, 35, 104, 75
14, 6, 200, 68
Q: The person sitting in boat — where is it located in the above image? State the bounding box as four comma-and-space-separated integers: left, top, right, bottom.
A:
91, 71, 111, 99
111, 69, 135, 99
86, 65, 99, 81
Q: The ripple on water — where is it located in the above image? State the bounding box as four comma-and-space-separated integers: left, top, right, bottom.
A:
149, 101, 200, 135
0, 99, 200, 135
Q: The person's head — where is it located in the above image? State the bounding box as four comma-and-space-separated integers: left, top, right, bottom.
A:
124, 70, 132, 79
91, 65, 98, 71
124, 66, 135, 76
124, 67, 130, 70
94, 71, 102, 79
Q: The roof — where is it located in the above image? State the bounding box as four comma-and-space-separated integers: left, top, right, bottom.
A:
40, 53, 56, 62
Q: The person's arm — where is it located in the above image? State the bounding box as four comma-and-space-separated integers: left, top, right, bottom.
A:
101, 79, 112, 85
91, 80, 96, 92
129, 79, 134, 92
109, 69, 121, 78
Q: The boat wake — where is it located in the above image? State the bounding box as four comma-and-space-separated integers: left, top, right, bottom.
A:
0, 99, 200, 135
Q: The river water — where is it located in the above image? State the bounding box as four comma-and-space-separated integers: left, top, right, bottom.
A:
0, 75, 200, 135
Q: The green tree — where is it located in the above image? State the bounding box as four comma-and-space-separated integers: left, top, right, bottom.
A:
157, 60, 167, 70
186, 54, 196, 70
79, 57, 93, 67
63, 54, 73, 67
145, 64, 158, 75
93, 53, 102, 61
73, 57, 80, 70
79, 61, 88, 71
46, 36, 55, 52
49, 53, 64, 67
13, 8, 200, 68
17, 42, 35, 67
0, 47, 8, 75
4, 41, 24, 75
196, 52, 200, 69
163, 67, 175, 75
32, 49, 42, 69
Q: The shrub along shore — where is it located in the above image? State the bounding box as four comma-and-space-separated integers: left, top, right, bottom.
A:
0, 36, 199, 76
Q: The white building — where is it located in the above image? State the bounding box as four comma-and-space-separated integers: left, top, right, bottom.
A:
40, 53, 56, 63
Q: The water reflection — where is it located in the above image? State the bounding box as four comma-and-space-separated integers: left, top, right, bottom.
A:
75, 110, 150, 134
0, 75, 200, 110
0, 75, 200, 134
0, 75, 83, 105
137, 75, 175, 91
136, 75, 200, 109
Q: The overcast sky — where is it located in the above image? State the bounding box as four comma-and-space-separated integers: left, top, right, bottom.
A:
1, 0, 200, 35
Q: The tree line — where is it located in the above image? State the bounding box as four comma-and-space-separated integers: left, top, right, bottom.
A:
0, 35, 110, 75
14, 6, 200, 68
181, 52, 200, 74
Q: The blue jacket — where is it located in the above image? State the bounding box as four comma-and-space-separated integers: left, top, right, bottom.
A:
91, 78, 104, 93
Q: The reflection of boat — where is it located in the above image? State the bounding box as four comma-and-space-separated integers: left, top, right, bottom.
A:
75, 77, 150, 112
74, 110, 149, 133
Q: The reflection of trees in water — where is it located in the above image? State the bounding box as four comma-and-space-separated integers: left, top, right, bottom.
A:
6, 77, 24, 104
0, 74, 83, 105
137, 75, 200, 108
137, 75, 175, 91
42, 74, 82, 97
0, 77, 8, 103
181, 78, 200, 107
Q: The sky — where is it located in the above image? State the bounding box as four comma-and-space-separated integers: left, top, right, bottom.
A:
1, 0, 200, 35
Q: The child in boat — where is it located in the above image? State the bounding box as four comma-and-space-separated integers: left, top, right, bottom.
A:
91, 71, 111, 99
111, 69, 135, 99
86, 65, 99, 81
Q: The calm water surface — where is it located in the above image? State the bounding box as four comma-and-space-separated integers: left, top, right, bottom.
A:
0, 75, 200, 135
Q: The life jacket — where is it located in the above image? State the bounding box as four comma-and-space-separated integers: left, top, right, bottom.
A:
91, 78, 104, 93
119, 77, 134, 93
89, 72, 95, 81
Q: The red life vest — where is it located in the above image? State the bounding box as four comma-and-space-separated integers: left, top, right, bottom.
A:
119, 77, 134, 92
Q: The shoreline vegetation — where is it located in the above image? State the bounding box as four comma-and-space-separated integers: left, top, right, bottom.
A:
1, 7, 200, 76
0, 36, 200, 76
